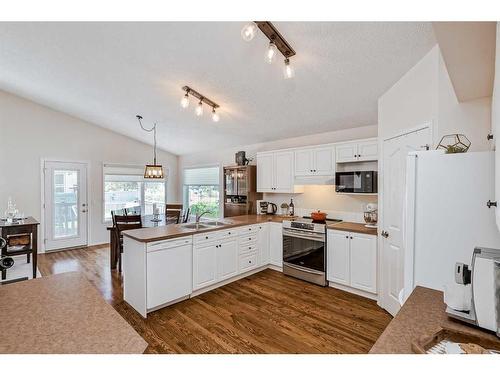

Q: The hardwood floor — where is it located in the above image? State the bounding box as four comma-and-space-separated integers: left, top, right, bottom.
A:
38, 246, 392, 353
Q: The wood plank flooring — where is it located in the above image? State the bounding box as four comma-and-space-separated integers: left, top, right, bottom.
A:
38, 245, 392, 353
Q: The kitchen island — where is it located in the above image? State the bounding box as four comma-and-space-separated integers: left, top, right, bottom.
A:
122, 215, 294, 317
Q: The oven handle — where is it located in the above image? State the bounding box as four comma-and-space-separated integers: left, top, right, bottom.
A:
284, 262, 325, 276
283, 229, 325, 242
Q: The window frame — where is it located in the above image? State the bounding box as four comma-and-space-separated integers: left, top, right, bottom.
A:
102, 163, 167, 223
182, 163, 222, 220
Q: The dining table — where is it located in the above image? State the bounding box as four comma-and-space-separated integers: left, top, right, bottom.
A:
106, 214, 179, 270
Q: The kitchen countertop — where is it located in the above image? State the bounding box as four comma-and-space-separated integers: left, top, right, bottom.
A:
327, 221, 377, 236
369, 286, 500, 353
122, 214, 297, 243
0, 272, 148, 354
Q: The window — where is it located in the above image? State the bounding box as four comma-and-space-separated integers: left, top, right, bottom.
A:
183, 166, 220, 219
103, 164, 166, 221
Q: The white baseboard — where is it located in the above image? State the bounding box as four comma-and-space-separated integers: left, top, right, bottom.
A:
328, 281, 378, 301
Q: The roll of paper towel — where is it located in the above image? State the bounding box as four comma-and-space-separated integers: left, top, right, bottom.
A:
444, 283, 472, 312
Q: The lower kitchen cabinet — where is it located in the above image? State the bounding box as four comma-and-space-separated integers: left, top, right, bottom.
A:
216, 238, 238, 281
257, 224, 270, 265
193, 242, 218, 290
327, 229, 377, 294
269, 222, 283, 267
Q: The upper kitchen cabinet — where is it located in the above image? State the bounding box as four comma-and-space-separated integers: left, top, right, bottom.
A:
336, 139, 378, 163
294, 146, 335, 177
257, 151, 303, 193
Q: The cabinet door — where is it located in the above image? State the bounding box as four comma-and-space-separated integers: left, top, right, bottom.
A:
294, 149, 314, 176
274, 151, 294, 193
327, 230, 350, 285
313, 147, 335, 175
147, 244, 192, 309
357, 140, 378, 161
256, 153, 274, 192
269, 223, 283, 267
257, 224, 270, 265
336, 143, 358, 163
216, 239, 238, 281
193, 243, 217, 290
350, 233, 377, 293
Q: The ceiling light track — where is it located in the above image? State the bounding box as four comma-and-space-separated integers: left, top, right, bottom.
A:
254, 21, 296, 59
180, 86, 220, 122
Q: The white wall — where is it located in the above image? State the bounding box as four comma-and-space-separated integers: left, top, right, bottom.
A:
179, 125, 378, 221
379, 45, 492, 150
0, 90, 179, 248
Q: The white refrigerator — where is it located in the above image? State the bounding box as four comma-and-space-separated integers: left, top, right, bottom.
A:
404, 150, 500, 299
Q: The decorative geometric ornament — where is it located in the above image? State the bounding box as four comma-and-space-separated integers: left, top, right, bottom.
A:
436, 134, 471, 153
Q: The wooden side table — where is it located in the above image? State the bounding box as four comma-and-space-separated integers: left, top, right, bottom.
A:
0, 217, 40, 280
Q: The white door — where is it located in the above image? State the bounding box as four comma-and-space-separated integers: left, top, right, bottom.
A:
43, 161, 88, 251
193, 243, 217, 290
350, 233, 377, 293
380, 127, 431, 315
336, 143, 358, 163
357, 140, 379, 161
313, 147, 335, 175
327, 230, 350, 285
274, 151, 294, 192
294, 149, 314, 176
256, 153, 274, 192
216, 239, 238, 281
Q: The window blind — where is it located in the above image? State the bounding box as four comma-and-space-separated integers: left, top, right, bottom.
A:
183, 166, 219, 185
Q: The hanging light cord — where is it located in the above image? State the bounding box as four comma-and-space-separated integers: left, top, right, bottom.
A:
137, 115, 158, 164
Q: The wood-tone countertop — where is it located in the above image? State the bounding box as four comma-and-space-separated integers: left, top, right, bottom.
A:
327, 221, 377, 236
122, 214, 297, 243
0, 272, 148, 354
369, 286, 500, 353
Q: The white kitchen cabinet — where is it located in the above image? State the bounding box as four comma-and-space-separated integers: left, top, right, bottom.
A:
269, 222, 283, 267
216, 238, 238, 281
294, 146, 335, 177
257, 223, 270, 265
146, 238, 193, 309
256, 151, 298, 193
327, 229, 377, 294
327, 230, 350, 286
256, 152, 274, 192
193, 242, 217, 290
336, 139, 378, 163
349, 233, 377, 293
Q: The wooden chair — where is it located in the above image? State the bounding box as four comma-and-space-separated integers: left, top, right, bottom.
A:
181, 208, 190, 223
124, 206, 141, 216
165, 204, 183, 225
112, 214, 142, 272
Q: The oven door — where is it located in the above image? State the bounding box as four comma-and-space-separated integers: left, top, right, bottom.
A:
282, 228, 326, 286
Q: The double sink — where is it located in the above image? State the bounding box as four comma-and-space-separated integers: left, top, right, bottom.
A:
181, 220, 232, 230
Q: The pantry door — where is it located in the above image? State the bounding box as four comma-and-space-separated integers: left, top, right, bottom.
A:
43, 161, 88, 251
380, 126, 431, 316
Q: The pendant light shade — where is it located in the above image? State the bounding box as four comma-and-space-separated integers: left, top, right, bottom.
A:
136, 115, 164, 180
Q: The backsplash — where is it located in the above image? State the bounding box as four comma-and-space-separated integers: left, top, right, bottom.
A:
263, 185, 378, 223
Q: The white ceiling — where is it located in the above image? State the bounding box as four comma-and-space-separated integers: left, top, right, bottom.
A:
0, 22, 436, 155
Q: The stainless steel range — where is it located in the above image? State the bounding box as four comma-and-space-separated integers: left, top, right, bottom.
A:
282, 217, 342, 286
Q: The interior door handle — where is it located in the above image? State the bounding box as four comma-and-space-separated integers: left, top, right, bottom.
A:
381, 230, 389, 238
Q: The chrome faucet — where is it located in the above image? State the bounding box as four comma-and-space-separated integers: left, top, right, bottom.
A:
195, 210, 212, 223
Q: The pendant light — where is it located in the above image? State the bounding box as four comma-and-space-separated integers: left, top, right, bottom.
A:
212, 108, 220, 122
136, 115, 164, 179
195, 99, 204, 116
241, 22, 257, 42
180, 91, 190, 108
266, 42, 278, 64
283, 58, 295, 79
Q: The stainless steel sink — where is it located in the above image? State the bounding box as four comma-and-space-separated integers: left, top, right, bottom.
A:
181, 223, 212, 230
203, 220, 230, 227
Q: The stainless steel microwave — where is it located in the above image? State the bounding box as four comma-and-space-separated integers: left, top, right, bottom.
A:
335, 171, 377, 193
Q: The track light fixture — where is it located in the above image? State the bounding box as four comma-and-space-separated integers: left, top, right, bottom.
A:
180, 86, 220, 122
241, 21, 296, 79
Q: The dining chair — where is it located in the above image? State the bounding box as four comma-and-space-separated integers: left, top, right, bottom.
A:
125, 206, 141, 216
165, 204, 183, 224
112, 214, 142, 272
181, 208, 190, 223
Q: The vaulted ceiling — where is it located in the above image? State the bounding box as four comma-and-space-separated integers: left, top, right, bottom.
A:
0, 22, 436, 155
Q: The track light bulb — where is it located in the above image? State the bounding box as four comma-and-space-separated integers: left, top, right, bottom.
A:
212, 108, 220, 122
195, 100, 203, 116
284, 58, 295, 79
266, 42, 278, 64
241, 22, 257, 42
180, 93, 190, 108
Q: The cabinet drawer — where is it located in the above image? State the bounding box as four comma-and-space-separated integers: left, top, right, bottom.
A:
239, 242, 258, 255
239, 252, 258, 272
194, 229, 236, 245
147, 236, 192, 252
237, 225, 258, 235
238, 233, 258, 244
